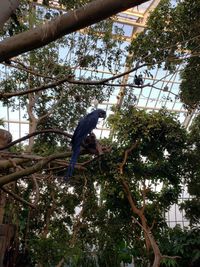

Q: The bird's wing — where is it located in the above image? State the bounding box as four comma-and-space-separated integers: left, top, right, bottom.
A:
72, 114, 98, 149
65, 112, 99, 181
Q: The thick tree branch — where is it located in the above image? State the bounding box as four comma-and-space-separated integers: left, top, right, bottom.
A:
0, 0, 148, 62
131, 216, 162, 267
120, 178, 141, 215
0, 152, 44, 160
0, 152, 69, 186
0, 143, 102, 185
0, 158, 29, 169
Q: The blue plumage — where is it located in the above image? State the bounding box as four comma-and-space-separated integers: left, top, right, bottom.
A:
64, 109, 106, 181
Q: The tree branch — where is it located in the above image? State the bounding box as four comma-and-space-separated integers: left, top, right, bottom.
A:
0, 152, 70, 186
0, 0, 148, 62
119, 140, 140, 174
162, 255, 181, 260
120, 178, 151, 256
0, 76, 71, 99
0, 158, 29, 170
0, 129, 72, 150
120, 178, 141, 215
0, 63, 148, 99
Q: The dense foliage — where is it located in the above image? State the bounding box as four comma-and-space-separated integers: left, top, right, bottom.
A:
0, 1, 200, 267
129, 0, 200, 109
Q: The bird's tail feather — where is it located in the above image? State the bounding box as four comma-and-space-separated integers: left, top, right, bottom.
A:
64, 147, 80, 182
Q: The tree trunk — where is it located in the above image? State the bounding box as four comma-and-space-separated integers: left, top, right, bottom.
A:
0, 224, 16, 267
0, 193, 6, 225
121, 179, 162, 267
0, 0, 148, 62
145, 228, 162, 267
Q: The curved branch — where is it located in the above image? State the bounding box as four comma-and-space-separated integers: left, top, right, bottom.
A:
0, 63, 148, 99
131, 216, 162, 267
0, 76, 71, 99
0, 129, 72, 150
67, 63, 148, 85
119, 140, 140, 174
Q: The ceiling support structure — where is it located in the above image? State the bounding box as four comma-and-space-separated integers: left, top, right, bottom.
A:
183, 109, 197, 129
116, 0, 161, 109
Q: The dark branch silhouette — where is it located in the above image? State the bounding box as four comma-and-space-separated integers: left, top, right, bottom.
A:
0, 129, 72, 150
0, 63, 148, 99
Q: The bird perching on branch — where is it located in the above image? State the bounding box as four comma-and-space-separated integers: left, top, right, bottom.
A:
64, 109, 106, 181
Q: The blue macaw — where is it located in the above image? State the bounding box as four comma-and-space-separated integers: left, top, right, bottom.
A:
64, 109, 106, 181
